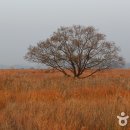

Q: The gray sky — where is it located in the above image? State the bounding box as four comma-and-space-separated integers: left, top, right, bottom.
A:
0, 0, 130, 66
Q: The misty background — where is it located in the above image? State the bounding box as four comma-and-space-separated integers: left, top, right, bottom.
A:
0, 0, 130, 68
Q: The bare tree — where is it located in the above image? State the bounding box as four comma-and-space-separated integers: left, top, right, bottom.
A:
25, 25, 124, 78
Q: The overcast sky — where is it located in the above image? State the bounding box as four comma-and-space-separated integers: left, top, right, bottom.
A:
0, 0, 130, 66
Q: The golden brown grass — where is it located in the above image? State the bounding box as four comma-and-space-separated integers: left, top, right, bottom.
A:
0, 69, 130, 130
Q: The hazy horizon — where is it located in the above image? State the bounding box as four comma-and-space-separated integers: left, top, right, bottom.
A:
0, 0, 130, 66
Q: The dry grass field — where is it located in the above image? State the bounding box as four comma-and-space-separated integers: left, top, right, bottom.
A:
0, 69, 130, 130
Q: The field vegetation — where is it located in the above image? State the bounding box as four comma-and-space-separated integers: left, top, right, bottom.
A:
0, 69, 130, 130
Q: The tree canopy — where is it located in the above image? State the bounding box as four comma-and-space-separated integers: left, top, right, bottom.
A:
25, 25, 124, 78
